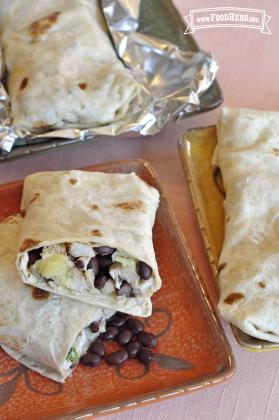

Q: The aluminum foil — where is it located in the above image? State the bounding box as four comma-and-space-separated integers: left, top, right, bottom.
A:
0, 0, 218, 154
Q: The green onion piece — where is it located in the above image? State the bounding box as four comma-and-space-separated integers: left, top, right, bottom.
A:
66, 347, 78, 362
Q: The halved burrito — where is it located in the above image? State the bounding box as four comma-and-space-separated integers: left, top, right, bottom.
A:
0, 215, 114, 382
214, 107, 279, 343
0, 0, 139, 131
16, 170, 161, 317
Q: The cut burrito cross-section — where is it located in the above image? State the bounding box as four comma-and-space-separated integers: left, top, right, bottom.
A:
0, 215, 114, 383
16, 170, 161, 317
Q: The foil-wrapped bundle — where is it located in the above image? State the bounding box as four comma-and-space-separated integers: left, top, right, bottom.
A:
0, 0, 218, 154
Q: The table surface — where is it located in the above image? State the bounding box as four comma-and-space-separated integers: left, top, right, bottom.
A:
1, 1, 278, 419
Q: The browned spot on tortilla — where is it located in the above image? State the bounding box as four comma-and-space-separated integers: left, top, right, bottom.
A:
267, 331, 278, 336
258, 281, 266, 288
272, 148, 279, 156
90, 204, 98, 210
20, 209, 26, 218
226, 217, 230, 223
218, 262, 227, 272
20, 77, 28, 90
91, 229, 102, 237
79, 82, 87, 90
30, 11, 60, 38
224, 292, 244, 305
69, 178, 77, 185
213, 167, 226, 198
32, 287, 50, 300
20, 239, 40, 253
29, 193, 40, 206
115, 200, 145, 211
32, 121, 51, 130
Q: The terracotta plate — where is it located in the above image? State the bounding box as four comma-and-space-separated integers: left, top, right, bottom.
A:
0, 159, 234, 418
179, 127, 279, 352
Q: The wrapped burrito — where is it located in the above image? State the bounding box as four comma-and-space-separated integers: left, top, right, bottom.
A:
0, 215, 114, 382
0, 0, 139, 131
16, 170, 161, 317
214, 107, 279, 343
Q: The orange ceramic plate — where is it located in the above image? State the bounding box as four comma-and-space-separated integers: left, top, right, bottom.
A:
0, 159, 234, 419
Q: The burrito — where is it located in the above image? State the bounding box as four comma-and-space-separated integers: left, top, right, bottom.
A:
0, 215, 114, 382
214, 107, 279, 343
0, 0, 139, 131
16, 170, 161, 317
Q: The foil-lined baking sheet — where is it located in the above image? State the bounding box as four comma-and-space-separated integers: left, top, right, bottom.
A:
0, 0, 221, 159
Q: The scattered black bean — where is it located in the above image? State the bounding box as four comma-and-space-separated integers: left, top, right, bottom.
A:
116, 281, 133, 297
87, 257, 99, 274
107, 314, 126, 327
117, 329, 133, 346
137, 348, 154, 365
126, 318, 144, 334
126, 341, 142, 358
97, 255, 113, 270
138, 331, 158, 348
136, 261, 153, 280
106, 350, 128, 365
28, 248, 42, 266
94, 273, 108, 289
80, 353, 101, 367
89, 338, 105, 357
89, 322, 99, 333
74, 258, 85, 270
100, 326, 118, 341
94, 246, 115, 255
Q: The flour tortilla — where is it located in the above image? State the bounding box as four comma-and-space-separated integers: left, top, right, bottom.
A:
215, 107, 279, 342
0, 0, 139, 131
16, 170, 161, 317
0, 215, 114, 382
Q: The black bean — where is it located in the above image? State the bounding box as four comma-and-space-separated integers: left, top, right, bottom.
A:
89, 322, 99, 333
100, 326, 118, 341
28, 248, 42, 266
106, 350, 128, 365
74, 258, 85, 270
94, 273, 108, 289
87, 257, 99, 275
89, 338, 105, 357
107, 314, 126, 328
126, 341, 142, 358
138, 331, 158, 348
136, 261, 152, 280
94, 246, 115, 255
116, 281, 133, 297
80, 353, 101, 367
117, 328, 133, 346
137, 348, 154, 365
97, 255, 113, 270
126, 318, 144, 334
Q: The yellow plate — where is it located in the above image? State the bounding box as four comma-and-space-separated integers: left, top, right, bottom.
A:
178, 126, 279, 352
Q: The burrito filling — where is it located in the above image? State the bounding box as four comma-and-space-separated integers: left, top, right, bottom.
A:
63, 316, 106, 371
24, 243, 154, 298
